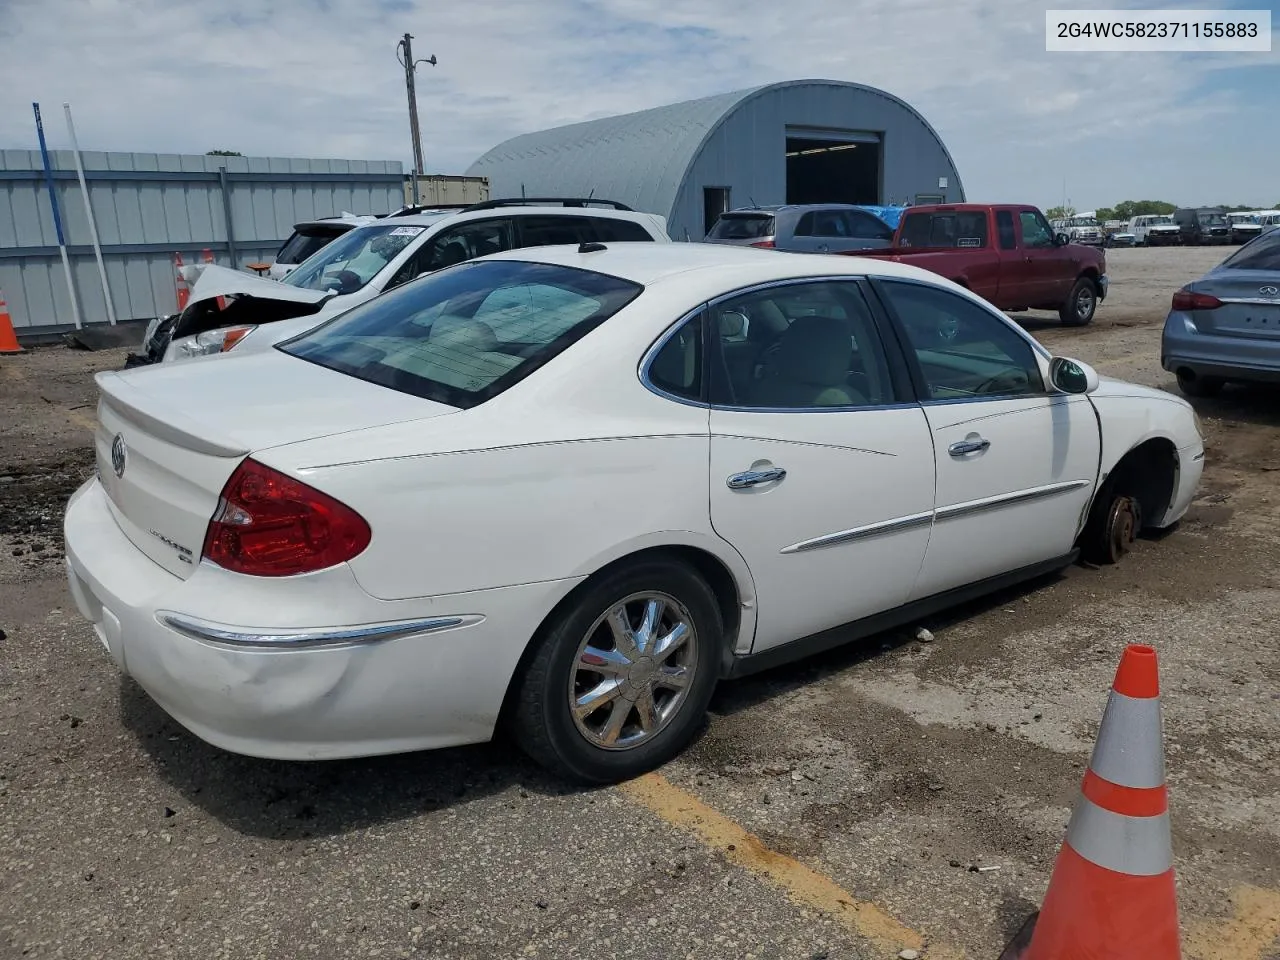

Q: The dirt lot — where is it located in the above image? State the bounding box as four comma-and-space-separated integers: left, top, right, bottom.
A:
2, 246, 1278, 960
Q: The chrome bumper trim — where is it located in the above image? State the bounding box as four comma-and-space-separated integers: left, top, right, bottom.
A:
156, 612, 480, 650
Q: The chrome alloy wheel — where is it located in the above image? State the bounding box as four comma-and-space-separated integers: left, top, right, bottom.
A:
568, 592, 698, 751
1075, 283, 1096, 320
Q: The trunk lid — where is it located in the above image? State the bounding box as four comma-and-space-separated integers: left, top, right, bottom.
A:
93, 351, 458, 578
1189, 270, 1280, 341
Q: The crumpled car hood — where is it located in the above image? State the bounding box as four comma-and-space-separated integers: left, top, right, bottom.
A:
188, 265, 330, 306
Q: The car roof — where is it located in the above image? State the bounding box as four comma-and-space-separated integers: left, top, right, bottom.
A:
381, 205, 660, 229
725, 204, 882, 214
477, 240, 944, 288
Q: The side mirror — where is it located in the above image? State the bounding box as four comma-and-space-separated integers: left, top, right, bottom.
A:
1055, 232, 1071, 247
1049, 356, 1099, 394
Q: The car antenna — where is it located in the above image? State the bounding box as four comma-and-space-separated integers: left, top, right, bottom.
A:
578, 241, 607, 253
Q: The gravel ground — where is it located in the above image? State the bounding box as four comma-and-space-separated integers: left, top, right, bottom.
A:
2, 246, 1278, 960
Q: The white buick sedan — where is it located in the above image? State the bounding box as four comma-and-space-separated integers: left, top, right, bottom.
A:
64, 243, 1204, 783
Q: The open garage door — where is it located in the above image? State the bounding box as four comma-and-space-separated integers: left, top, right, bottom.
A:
785, 127, 881, 205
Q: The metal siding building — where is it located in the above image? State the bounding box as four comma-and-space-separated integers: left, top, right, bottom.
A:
0, 150, 404, 333
467, 79, 964, 241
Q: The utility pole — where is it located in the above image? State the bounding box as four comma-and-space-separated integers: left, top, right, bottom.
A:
397, 33, 436, 206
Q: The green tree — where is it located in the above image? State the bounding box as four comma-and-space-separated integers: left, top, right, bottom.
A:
1111, 200, 1176, 220
1045, 205, 1075, 220
205, 149, 243, 156
1095, 207, 1116, 222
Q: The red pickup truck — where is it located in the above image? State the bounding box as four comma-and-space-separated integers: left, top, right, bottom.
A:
850, 204, 1109, 325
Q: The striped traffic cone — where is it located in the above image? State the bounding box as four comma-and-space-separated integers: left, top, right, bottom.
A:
1012, 643, 1180, 959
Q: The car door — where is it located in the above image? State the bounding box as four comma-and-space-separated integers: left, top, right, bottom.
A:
833, 210, 895, 253
872, 278, 1101, 599
785, 211, 825, 253
701, 278, 936, 652
1016, 208, 1069, 304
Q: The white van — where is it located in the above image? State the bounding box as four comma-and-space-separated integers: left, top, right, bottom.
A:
1129, 215, 1181, 246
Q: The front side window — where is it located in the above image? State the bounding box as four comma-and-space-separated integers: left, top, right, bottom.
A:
386, 219, 513, 289
283, 222, 439, 293
280, 260, 643, 408
878, 280, 1045, 400
707, 281, 896, 409
1019, 211, 1055, 249
847, 211, 893, 240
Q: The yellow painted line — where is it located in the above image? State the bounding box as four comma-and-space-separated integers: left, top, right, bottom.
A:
1186, 885, 1280, 960
619, 772, 964, 958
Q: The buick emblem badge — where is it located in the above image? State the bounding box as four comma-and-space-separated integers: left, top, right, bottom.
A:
110, 433, 127, 478
1260, 285, 1279, 297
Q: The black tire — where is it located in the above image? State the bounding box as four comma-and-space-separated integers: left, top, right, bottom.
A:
1059, 276, 1099, 326
1176, 369, 1224, 398
511, 558, 723, 784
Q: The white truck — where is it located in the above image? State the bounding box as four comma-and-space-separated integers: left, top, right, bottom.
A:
1050, 213, 1104, 246
1128, 214, 1182, 246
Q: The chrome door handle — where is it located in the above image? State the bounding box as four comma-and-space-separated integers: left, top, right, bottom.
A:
949, 438, 990, 457
727, 467, 787, 489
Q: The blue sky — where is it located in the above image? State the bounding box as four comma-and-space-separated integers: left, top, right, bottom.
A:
0, 0, 1275, 212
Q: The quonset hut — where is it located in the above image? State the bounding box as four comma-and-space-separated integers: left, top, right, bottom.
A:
467, 79, 964, 241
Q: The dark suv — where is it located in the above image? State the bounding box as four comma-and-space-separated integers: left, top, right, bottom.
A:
705, 204, 894, 254
1173, 207, 1231, 245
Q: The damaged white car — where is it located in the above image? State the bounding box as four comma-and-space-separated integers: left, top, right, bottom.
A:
131, 200, 671, 365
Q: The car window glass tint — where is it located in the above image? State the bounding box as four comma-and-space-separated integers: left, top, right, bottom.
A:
281, 260, 643, 409
518, 216, 594, 247
996, 211, 1017, 250
648, 315, 703, 401
590, 218, 654, 242
848, 212, 892, 240
707, 281, 895, 409
1222, 231, 1280, 271
708, 215, 774, 240
1019, 212, 1054, 249
879, 281, 1045, 400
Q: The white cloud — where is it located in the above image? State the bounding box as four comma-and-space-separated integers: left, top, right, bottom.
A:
0, 0, 1275, 210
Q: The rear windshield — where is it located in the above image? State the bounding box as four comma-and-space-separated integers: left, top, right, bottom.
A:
708, 214, 774, 240
899, 211, 989, 249
283, 222, 438, 294
276, 227, 348, 266
279, 260, 644, 408
1221, 231, 1280, 271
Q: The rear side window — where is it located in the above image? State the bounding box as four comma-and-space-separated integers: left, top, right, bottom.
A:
899, 212, 989, 249
518, 216, 596, 247
590, 218, 655, 242
280, 260, 643, 409
1221, 232, 1280, 271
848, 212, 893, 240
708, 214, 774, 240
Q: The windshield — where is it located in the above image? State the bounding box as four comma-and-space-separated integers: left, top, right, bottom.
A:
708, 214, 774, 240
1065, 218, 1099, 227
279, 260, 644, 408
1198, 212, 1227, 225
282, 223, 434, 294
1221, 231, 1280, 271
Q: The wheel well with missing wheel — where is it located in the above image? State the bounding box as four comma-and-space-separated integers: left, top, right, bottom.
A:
1094, 438, 1180, 531
496, 546, 743, 726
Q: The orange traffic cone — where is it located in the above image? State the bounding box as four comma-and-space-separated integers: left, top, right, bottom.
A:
0, 288, 24, 354
1007, 644, 1180, 959
174, 252, 191, 311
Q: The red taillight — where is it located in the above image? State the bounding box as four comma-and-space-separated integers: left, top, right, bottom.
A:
1171, 289, 1222, 311
202, 459, 371, 577
750, 239, 775, 248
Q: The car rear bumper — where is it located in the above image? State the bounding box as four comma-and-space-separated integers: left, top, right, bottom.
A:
1161, 313, 1280, 383
64, 478, 579, 760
